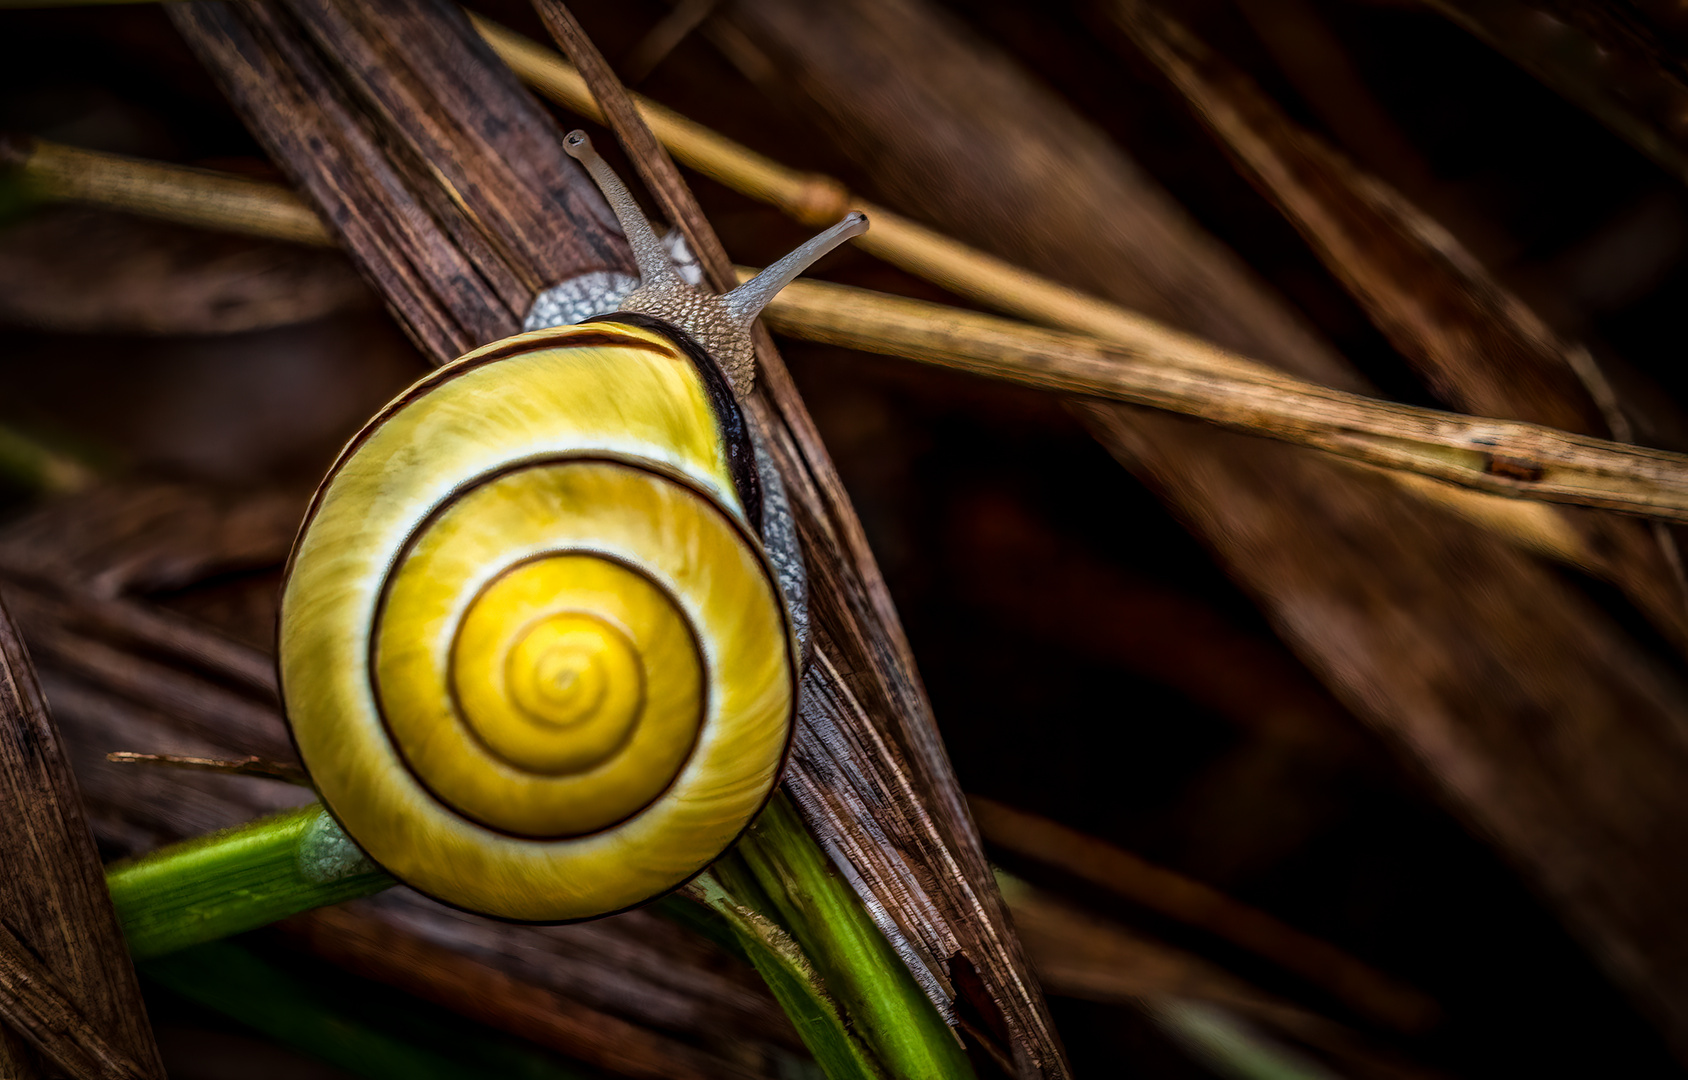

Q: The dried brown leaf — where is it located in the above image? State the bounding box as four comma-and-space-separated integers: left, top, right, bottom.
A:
0, 597, 165, 1080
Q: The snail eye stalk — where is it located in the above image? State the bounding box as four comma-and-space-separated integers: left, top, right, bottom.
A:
563, 129, 868, 394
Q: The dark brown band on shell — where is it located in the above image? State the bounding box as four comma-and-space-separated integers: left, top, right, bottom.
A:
585, 311, 763, 532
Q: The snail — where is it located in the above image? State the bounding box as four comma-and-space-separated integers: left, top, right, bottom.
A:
278, 129, 867, 922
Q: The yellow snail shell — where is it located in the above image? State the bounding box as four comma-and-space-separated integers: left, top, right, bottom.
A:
278, 131, 866, 922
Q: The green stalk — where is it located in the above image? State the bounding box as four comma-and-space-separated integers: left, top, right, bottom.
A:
108, 799, 974, 1080
108, 804, 394, 959
683, 871, 886, 1080
719, 793, 976, 1080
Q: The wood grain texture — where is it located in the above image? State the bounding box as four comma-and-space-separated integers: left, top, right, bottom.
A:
716, 0, 1688, 1060
0, 596, 165, 1080
0, 921, 152, 1080
169, 0, 633, 361
167, 2, 1064, 1075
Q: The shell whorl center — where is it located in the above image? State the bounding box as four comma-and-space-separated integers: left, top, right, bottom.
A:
372, 465, 709, 840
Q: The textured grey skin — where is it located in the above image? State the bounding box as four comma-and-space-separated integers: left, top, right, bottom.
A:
298, 809, 382, 884
752, 431, 810, 662
522, 270, 638, 331
523, 259, 811, 658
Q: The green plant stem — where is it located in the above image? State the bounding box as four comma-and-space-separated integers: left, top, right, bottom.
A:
718, 793, 976, 1080
108, 798, 972, 1080
684, 871, 885, 1080
108, 804, 394, 960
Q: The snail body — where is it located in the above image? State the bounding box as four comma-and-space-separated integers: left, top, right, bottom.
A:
279, 132, 866, 922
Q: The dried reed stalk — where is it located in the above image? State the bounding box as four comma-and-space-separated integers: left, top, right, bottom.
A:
759, 276, 1688, 522
1, 134, 332, 247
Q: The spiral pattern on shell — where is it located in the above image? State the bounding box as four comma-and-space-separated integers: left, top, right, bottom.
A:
279, 321, 797, 922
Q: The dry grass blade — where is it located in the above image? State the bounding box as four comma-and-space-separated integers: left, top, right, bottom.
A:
105, 752, 309, 786
474, 14, 1202, 349
166, 1, 1061, 1074
169, 0, 634, 361
469, 12, 1616, 569
1107, 0, 1688, 649
15, 145, 1688, 528
761, 277, 1688, 523
715, 0, 1688, 1063
970, 797, 1437, 1035
1, 134, 333, 247
0, 922, 153, 1080
513, 0, 1618, 564
0, 597, 166, 1080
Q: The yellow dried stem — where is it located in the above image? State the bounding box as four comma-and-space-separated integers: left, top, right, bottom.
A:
9, 137, 334, 248
756, 275, 1688, 524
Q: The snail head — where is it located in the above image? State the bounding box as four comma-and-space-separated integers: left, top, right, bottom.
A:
563, 129, 868, 395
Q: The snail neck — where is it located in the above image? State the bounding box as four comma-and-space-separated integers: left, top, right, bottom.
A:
618, 284, 756, 393
562, 128, 867, 398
